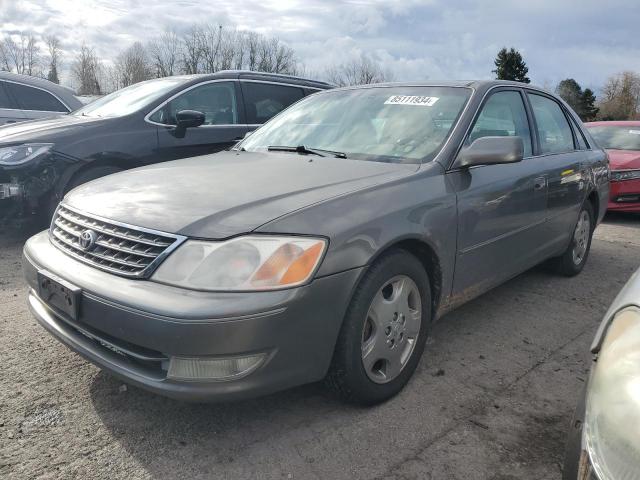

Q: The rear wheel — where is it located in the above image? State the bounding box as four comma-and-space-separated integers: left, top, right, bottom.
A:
550, 202, 594, 276
325, 250, 431, 405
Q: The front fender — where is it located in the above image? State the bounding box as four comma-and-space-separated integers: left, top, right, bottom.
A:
257, 166, 457, 307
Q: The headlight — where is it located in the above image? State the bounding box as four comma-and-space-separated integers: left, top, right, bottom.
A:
611, 169, 640, 182
585, 306, 640, 480
0, 143, 53, 166
152, 235, 327, 291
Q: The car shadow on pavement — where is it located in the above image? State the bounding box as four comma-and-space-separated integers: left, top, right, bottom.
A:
603, 211, 640, 225
88, 369, 364, 473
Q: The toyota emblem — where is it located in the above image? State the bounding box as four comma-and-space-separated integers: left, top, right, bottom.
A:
79, 229, 97, 251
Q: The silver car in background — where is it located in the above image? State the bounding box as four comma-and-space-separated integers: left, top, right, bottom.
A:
564, 267, 640, 479
0, 71, 82, 125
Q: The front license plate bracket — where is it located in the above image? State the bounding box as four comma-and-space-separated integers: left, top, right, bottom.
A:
37, 270, 82, 321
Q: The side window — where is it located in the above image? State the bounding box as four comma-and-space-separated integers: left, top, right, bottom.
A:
528, 93, 575, 154
5, 82, 68, 112
242, 82, 304, 124
569, 116, 589, 150
149, 82, 238, 126
0, 82, 17, 109
468, 90, 532, 157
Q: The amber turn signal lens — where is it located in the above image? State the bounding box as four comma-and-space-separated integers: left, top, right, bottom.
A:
251, 240, 325, 287
280, 242, 325, 285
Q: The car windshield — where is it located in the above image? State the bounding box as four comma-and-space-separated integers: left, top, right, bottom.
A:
73, 77, 187, 118
588, 125, 640, 151
240, 86, 472, 163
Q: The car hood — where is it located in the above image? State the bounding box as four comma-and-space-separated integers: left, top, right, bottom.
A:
607, 149, 640, 170
64, 151, 418, 238
0, 114, 106, 144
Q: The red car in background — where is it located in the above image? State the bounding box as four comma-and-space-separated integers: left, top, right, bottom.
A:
586, 121, 640, 212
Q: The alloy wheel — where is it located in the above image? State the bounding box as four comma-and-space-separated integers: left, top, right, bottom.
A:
572, 210, 591, 265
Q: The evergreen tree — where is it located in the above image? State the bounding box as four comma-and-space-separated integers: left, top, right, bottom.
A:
492, 47, 530, 83
47, 64, 59, 84
556, 78, 584, 116
555, 79, 599, 121
581, 88, 599, 121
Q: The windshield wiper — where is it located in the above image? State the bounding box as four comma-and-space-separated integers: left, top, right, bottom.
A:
267, 145, 347, 159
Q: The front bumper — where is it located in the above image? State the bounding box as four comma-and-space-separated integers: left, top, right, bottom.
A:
608, 178, 640, 212
23, 231, 362, 401
563, 380, 596, 479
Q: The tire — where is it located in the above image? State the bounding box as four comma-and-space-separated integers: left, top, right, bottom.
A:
325, 249, 432, 405
550, 201, 595, 277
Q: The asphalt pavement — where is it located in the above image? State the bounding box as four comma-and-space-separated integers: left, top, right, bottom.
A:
1, 213, 639, 479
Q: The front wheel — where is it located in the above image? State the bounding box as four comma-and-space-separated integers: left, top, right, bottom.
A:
325, 250, 431, 405
550, 202, 595, 277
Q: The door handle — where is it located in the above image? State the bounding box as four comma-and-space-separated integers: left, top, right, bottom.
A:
533, 177, 546, 191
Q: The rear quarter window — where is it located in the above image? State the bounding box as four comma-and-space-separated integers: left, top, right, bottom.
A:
6, 82, 68, 112
569, 116, 589, 149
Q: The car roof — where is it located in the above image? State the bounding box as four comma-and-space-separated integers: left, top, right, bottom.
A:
585, 120, 640, 127
324, 79, 551, 94
175, 70, 334, 90
0, 71, 83, 110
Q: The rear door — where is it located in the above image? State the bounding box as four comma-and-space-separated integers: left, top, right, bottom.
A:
525, 92, 586, 252
4, 81, 70, 120
240, 81, 306, 131
0, 81, 25, 125
151, 80, 248, 161
449, 88, 548, 298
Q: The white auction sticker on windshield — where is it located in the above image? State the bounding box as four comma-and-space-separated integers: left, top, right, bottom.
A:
384, 95, 439, 106
629, 130, 640, 135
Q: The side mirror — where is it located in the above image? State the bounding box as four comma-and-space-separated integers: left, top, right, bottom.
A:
455, 136, 524, 169
176, 110, 205, 130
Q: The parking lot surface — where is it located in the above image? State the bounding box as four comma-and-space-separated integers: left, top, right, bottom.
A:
1, 214, 639, 480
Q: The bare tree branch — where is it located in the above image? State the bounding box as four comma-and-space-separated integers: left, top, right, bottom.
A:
147, 29, 180, 77
115, 41, 153, 87
45, 35, 61, 83
72, 44, 101, 95
325, 54, 393, 87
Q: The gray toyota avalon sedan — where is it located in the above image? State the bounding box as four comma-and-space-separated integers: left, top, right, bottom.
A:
23, 80, 609, 404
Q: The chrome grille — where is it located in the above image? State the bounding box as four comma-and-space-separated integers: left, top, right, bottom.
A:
50, 204, 185, 278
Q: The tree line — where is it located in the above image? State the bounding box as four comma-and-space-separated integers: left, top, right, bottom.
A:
493, 46, 640, 121
0, 26, 393, 96
1, 32, 637, 121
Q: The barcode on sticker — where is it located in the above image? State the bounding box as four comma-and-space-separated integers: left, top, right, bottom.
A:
384, 95, 439, 106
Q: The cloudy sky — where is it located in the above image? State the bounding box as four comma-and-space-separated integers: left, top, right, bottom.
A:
1, 0, 639, 91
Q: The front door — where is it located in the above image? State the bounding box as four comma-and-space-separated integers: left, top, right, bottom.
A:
151, 80, 248, 161
448, 89, 548, 301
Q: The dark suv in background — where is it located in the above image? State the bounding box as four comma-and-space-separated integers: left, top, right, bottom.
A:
0, 70, 331, 225
0, 71, 82, 125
